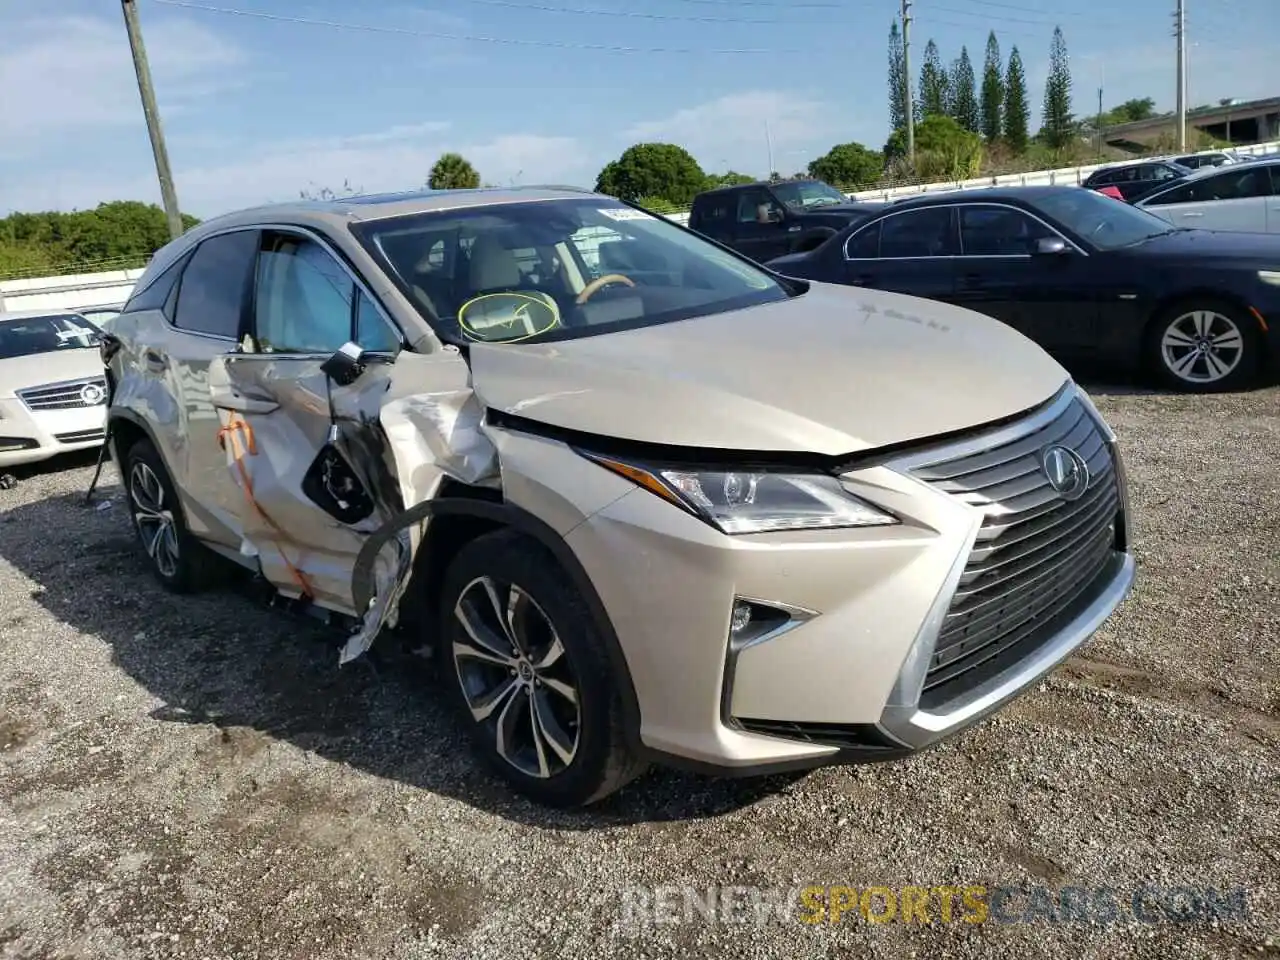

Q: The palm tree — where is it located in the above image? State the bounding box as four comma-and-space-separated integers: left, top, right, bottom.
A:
428, 153, 481, 190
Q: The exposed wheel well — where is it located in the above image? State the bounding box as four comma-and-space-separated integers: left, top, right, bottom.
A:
397, 480, 505, 643
107, 415, 148, 466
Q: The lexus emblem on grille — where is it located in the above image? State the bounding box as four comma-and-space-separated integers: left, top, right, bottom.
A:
1041, 445, 1089, 501
79, 383, 106, 406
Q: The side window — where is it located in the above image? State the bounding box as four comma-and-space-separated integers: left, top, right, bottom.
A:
737, 189, 782, 224
692, 197, 732, 227
254, 235, 355, 354
123, 253, 188, 316
355, 292, 401, 353
1198, 168, 1270, 201
959, 206, 1054, 256
172, 231, 258, 338
878, 207, 956, 258
1144, 182, 1195, 206
1091, 170, 1117, 186
845, 221, 881, 258
1145, 164, 1178, 182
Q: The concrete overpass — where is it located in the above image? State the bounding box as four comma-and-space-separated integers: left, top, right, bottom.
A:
1104, 96, 1280, 149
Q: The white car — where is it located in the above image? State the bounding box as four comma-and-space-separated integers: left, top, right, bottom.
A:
0, 310, 109, 468
1136, 157, 1279, 234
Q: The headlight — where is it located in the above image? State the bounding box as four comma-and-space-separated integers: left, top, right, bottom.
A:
582, 454, 898, 534
1258, 270, 1280, 287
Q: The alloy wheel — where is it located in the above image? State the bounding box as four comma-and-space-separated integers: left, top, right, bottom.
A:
451, 576, 581, 779
129, 461, 180, 579
1160, 309, 1244, 385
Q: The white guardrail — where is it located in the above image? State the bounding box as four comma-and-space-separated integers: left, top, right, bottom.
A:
5, 141, 1277, 314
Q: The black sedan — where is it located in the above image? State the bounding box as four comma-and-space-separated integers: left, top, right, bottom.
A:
765, 186, 1280, 392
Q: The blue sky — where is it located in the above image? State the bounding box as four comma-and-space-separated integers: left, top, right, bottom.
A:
1, 0, 1276, 218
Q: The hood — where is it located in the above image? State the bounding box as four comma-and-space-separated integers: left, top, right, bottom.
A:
0, 348, 104, 399
1126, 228, 1280, 264
468, 283, 1069, 456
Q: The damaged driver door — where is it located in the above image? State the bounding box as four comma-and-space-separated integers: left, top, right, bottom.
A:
209, 229, 405, 613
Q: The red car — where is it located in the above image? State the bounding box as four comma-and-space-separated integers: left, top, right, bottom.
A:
1093, 185, 1125, 201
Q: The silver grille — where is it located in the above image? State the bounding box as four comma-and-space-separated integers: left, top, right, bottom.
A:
909, 396, 1121, 707
17, 377, 108, 411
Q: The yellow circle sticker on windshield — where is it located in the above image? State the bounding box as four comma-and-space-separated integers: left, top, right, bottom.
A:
457, 292, 561, 343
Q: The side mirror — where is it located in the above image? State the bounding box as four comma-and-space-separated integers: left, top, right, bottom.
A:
1034, 237, 1069, 256
320, 342, 368, 386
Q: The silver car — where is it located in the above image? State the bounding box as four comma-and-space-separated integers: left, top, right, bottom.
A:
0, 310, 109, 468
103, 186, 1135, 806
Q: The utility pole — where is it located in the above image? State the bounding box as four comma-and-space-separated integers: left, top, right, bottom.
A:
765, 119, 774, 176
121, 0, 184, 240
1097, 86, 1104, 156
1174, 0, 1187, 151
902, 0, 915, 166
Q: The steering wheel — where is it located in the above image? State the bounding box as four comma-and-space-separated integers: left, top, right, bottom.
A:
575, 273, 635, 305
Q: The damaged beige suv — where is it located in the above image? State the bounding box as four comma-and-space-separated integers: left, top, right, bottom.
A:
102, 186, 1135, 806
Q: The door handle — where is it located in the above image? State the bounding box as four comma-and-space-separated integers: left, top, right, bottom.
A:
848, 274, 872, 286
960, 273, 986, 289
210, 386, 279, 415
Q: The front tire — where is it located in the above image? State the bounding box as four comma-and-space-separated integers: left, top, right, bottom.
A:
1146, 299, 1260, 392
439, 530, 646, 807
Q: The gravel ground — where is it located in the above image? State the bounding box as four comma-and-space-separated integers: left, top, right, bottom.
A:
1, 379, 1278, 960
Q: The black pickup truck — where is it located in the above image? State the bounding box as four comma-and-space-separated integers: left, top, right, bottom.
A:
686, 179, 887, 262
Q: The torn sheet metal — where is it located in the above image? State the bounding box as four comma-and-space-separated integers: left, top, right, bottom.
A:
339, 350, 499, 664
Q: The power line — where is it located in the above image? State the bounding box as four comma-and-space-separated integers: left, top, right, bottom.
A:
147, 0, 863, 52
440, 0, 859, 25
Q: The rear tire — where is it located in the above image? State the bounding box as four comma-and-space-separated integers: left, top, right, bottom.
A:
438, 529, 646, 807
123, 438, 219, 593
1145, 298, 1260, 392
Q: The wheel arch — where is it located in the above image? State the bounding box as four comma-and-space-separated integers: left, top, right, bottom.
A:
401, 481, 644, 751
1143, 288, 1270, 375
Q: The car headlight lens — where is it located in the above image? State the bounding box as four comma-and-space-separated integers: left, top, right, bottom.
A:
1258, 270, 1280, 287
583, 454, 898, 534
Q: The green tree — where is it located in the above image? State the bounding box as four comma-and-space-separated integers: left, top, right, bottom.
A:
949, 46, 979, 133
888, 20, 908, 132
428, 152, 481, 190
1105, 97, 1157, 124
919, 40, 949, 118
1040, 26, 1075, 150
0, 202, 201, 280
980, 31, 1004, 142
707, 171, 755, 187
1003, 45, 1030, 153
594, 143, 707, 207
884, 114, 984, 180
807, 142, 884, 188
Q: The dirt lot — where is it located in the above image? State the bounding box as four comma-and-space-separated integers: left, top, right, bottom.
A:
1, 380, 1277, 960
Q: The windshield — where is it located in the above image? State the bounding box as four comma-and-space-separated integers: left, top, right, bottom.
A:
353, 198, 790, 344
1027, 189, 1177, 250
770, 180, 848, 209
0, 313, 103, 360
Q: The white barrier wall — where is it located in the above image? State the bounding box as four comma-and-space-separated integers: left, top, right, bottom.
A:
0, 267, 144, 314
6, 141, 1277, 312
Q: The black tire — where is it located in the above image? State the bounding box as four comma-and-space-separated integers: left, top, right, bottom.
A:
1145, 297, 1261, 392
438, 529, 646, 807
123, 438, 219, 592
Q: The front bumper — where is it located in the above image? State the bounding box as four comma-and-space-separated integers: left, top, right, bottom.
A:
565, 383, 1135, 772
0, 386, 108, 469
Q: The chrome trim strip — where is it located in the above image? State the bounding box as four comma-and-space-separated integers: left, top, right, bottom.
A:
719, 596, 818, 730
888, 380, 1077, 473
877, 552, 1134, 748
